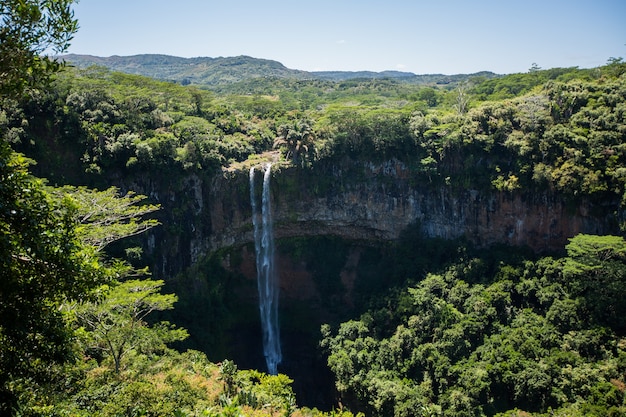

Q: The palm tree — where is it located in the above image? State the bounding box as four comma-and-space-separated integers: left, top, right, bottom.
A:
273, 119, 315, 165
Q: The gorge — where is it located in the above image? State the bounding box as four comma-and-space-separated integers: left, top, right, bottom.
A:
140, 157, 619, 280
121, 155, 622, 407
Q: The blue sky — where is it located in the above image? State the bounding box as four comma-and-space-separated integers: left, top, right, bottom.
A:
67, 0, 625, 75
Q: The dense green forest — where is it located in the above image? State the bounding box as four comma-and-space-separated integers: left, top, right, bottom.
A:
11, 57, 626, 205
2, 1, 626, 416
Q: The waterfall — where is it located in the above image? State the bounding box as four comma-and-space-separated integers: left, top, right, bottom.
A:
249, 164, 282, 375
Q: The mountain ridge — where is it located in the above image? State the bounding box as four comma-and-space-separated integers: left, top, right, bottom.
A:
59, 53, 500, 86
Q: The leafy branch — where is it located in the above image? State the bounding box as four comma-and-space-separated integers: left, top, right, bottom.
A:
50, 185, 160, 251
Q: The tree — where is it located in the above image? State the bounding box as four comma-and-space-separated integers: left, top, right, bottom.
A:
73, 278, 188, 373
273, 119, 315, 165
53, 184, 178, 374
453, 82, 470, 115
0, 0, 78, 98
0, 141, 104, 413
0, 66, 163, 409
418, 87, 440, 107
50, 185, 160, 251
563, 234, 626, 331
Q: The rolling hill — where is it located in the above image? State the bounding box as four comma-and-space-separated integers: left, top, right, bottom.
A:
59, 54, 499, 86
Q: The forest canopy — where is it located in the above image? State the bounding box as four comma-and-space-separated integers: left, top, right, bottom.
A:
7, 58, 625, 213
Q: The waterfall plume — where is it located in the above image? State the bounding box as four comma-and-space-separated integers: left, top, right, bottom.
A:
249, 164, 282, 374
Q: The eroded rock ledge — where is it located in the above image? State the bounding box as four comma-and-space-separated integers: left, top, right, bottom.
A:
201, 159, 617, 267
123, 159, 620, 278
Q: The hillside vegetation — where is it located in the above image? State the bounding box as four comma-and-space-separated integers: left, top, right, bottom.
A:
61, 54, 313, 86
60, 54, 499, 87
2, 5, 626, 414
11, 59, 626, 210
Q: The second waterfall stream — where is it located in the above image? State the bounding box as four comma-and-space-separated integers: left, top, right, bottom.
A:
249, 163, 282, 375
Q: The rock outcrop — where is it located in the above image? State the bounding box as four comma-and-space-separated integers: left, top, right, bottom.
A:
124, 158, 621, 279
174, 158, 617, 278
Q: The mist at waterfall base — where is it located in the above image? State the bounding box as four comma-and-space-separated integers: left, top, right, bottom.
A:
249, 164, 282, 375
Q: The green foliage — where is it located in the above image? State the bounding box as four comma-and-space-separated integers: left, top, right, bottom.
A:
0, 0, 78, 98
322, 107, 416, 161
236, 369, 296, 412
49, 185, 160, 251
404, 72, 626, 199
322, 236, 626, 417
274, 118, 316, 165
561, 234, 626, 331
470, 67, 592, 101
72, 278, 188, 373
45, 347, 324, 417
0, 141, 104, 413
9, 56, 626, 218
55, 350, 220, 416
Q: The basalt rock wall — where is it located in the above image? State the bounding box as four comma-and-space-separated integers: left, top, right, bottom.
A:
121, 158, 620, 279
211, 160, 615, 254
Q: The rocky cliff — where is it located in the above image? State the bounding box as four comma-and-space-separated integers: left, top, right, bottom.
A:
144, 157, 617, 279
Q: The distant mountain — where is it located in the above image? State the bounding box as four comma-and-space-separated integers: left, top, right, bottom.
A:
312, 70, 500, 85
312, 70, 419, 81
60, 54, 314, 85
59, 54, 499, 86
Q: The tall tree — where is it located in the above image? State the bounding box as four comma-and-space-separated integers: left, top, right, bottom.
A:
73, 278, 188, 373
273, 119, 315, 165
563, 234, 626, 331
0, 0, 78, 98
0, 140, 163, 414
0, 141, 103, 413
453, 82, 470, 115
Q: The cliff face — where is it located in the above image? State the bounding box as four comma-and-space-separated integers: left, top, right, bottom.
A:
172, 159, 616, 276
116, 158, 620, 280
